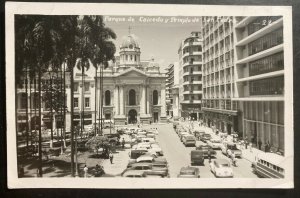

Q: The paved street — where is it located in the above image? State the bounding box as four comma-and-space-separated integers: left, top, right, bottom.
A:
143, 123, 258, 178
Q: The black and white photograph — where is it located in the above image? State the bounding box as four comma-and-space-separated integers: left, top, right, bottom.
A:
5, 2, 293, 188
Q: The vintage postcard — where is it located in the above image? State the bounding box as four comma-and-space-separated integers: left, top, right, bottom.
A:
5, 2, 293, 188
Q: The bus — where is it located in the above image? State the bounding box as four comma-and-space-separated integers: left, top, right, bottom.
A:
252, 152, 288, 178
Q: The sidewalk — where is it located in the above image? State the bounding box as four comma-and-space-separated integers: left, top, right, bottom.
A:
238, 146, 264, 163
100, 134, 131, 176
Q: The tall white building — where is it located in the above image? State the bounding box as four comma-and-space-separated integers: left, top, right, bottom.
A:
166, 62, 180, 119
202, 17, 239, 134
178, 32, 203, 120
234, 16, 284, 154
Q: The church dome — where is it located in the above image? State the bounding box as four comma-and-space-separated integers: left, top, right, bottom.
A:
121, 34, 139, 48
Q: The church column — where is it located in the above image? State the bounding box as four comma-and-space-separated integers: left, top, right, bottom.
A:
140, 85, 145, 114
120, 85, 124, 115
114, 85, 119, 115
161, 87, 167, 117
146, 85, 150, 114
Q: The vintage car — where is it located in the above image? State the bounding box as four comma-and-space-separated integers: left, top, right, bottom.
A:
206, 138, 223, 149
125, 162, 169, 177
182, 135, 196, 146
177, 166, 200, 178
200, 133, 212, 143
193, 130, 205, 140
190, 150, 204, 165
220, 142, 242, 158
121, 170, 146, 178
196, 145, 217, 158
209, 159, 234, 178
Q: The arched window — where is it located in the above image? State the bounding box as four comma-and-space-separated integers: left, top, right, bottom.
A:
129, 89, 136, 105
105, 90, 111, 106
153, 90, 158, 105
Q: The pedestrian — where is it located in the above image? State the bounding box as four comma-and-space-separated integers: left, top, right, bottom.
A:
207, 149, 212, 163
249, 142, 253, 152
122, 138, 125, 149
258, 139, 262, 150
109, 152, 114, 164
244, 136, 248, 149
83, 165, 88, 178
266, 141, 271, 152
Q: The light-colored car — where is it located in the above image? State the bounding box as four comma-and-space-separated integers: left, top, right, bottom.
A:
220, 142, 242, 158
207, 138, 223, 149
150, 143, 163, 156
182, 135, 196, 146
141, 137, 156, 144
121, 170, 146, 178
209, 159, 234, 178
177, 166, 200, 178
178, 132, 190, 141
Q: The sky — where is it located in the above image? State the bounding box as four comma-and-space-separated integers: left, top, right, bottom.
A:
104, 15, 202, 72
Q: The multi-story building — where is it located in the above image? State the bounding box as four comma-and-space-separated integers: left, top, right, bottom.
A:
165, 62, 180, 119
202, 16, 239, 134
233, 16, 284, 154
178, 32, 203, 120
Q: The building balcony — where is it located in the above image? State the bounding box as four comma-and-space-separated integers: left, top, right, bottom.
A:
183, 41, 201, 49
236, 70, 284, 83
236, 44, 283, 64
235, 16, 258, 28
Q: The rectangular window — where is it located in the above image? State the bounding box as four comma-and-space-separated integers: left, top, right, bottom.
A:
84, 82, 90, 92
248, 28, 283, 56
85, 98, 90, 108
249, 52, 284, 76
74, 98, 78, 108
249, 76, 284, 96
74, 83, 79, 92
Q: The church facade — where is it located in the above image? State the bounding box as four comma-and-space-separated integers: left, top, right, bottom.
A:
65, 34, 167, 126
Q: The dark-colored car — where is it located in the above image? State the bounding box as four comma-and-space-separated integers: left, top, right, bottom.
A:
104, 133, 120, 144
200, 133, 212, 143
196, 145, 216, 158
190, 150, 204, 165
193, 130, 205, 141
177, 166, 200, 178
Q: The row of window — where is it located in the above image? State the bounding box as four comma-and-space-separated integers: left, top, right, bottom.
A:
74, 82, 90, 92
249, 76, 284, 96
247, 16, 282, 36
122, 54, 138, 62
202, 99, 237, 110
183, 85, 202, 91
183, 65, 202, 73
248, 28, 283, 56
183, 94, 202, 100
249, 52, 284, 76
183, 76, 202, 82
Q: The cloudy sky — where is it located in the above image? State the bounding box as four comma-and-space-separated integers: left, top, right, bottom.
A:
104, 15, 202, 72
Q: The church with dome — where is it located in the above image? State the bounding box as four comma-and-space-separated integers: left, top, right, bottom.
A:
66, 34, 167, 126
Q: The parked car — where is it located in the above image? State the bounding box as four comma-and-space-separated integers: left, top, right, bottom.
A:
190, 150, 204, 165
177, 166, 200, 178
150, 144, 163, 156
173, 121, 179, 129
103, 133, 120, 144
200, 133, 212, 143
207, 138, 222, 149
193, 130, 205, 140
121, 170, 146, 178
220, 142, 242, 158
125, 162, 169, 178
178, 132, 189, 140
196, 145, 216, 158
182, 135, 196, 146
209, 159, 234, 178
